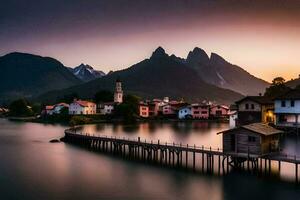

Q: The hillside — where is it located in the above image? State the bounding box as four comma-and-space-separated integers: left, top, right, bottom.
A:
38, 47, 243, 104
286, 77, 300, 88
0, 52, 81, 103
185, 47, 269, 96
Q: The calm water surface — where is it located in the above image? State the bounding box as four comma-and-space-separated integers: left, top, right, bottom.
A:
0, 119, 300, 200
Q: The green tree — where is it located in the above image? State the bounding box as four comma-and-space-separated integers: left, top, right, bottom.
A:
272, 77, 286, 85
94, 90, 114, 103
114, 94, 140, 123
31, 103, 42, 115
8, 99, 33, 117
264, 77, 291, 98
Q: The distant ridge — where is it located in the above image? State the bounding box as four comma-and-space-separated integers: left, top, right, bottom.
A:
0, 52, 81, 103
38, 47, 243, 104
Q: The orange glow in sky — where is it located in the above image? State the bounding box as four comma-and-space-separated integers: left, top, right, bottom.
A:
1, 0, 300, 82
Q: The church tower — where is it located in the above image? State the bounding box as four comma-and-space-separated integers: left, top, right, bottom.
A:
114, 78, 123, 104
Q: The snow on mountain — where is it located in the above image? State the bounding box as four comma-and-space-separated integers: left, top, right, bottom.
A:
68, 63, 106, 82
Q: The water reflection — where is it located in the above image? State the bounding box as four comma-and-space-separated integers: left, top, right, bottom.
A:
78, 122, 227, 149
1, 119, 300, 199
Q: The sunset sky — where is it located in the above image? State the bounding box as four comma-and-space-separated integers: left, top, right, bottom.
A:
1, 0, 300, 82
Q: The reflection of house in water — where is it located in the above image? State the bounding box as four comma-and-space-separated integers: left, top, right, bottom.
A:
235, 96, 274, 126
218, 123, 282, 155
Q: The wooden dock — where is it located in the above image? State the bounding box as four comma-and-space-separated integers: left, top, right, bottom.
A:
64, 129, 300, 183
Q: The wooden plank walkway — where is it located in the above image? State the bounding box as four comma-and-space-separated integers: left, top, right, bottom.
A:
64, 129, 300, 183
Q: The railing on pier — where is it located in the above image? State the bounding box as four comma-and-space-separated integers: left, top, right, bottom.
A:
64, 128, 300, 183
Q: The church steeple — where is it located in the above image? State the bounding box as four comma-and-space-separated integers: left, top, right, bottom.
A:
114, 78, 123, 104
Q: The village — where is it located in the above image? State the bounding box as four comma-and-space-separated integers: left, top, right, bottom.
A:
41, 79, 231, 121
40, 79, 300, 132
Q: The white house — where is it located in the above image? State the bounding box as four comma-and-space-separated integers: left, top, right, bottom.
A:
274, 89, 300, 127
97, 102, 115, 115
69, 99, 96, 115
178, 106, 192, 119
229, 111, 238, 129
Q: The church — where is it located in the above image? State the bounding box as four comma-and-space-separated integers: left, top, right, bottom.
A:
97, 78, 123, 115
114, 78, 123, 104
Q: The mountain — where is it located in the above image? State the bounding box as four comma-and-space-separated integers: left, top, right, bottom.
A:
185, 47, 269, 95
68, 64, 106, 82
0, 52, 82, 103
286, 77, 300, 88
38, 47, 243, 104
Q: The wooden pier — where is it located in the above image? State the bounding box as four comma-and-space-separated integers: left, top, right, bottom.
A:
64, 129, 300, 183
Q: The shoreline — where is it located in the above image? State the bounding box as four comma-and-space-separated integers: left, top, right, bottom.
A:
5, 116, 229, 126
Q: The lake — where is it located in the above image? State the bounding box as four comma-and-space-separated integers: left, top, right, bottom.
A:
0, 118, 300, 199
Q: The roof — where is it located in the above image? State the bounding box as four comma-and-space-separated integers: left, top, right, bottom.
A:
55, 103, 69, 107
74, 100, 95, 107
211, 105, 229, 110
45, 105, 54, 110
191, 103, 209, 107
275, 89, 300, 100
218, 123, 283, 136
235, 96, 273, 105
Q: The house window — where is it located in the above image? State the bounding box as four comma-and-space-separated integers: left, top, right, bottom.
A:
281, 101, 286, 107
245, 104, 249, 110
248, 136, 256, 142
291, 100, 295, 107
251, 104, 254, 109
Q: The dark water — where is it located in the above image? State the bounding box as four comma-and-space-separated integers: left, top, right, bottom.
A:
0, 119, 300, 200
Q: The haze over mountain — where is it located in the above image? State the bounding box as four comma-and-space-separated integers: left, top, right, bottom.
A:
38, 47, 243, 104
0, 52, 81, 103
184, 47, 269, 95
68, 64, 106, 82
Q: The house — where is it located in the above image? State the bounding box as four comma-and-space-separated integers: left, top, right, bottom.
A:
218, 123, 283, 155
274, 89, 300, 128
191, 103, 210, 119
178, 106, 192, 119
162, 104, 176, 115
69, 99, 96, 115
148, 101, 160, 117
139, 102, 149, 118
53, 103, 69, 114
229, 104, 238, 129
114, 78, 123, 104
44, 105, 55, 115
97, 102, 115, 115
43, 103, 69, 115
235, 96, 274, 126
210, 105, 229, 118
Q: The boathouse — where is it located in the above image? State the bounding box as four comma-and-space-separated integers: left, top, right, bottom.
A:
218, 123, 283, 155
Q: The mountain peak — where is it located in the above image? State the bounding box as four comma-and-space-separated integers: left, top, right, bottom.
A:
210, 53, 227, 64
186, 47, 209, 64
151, 46, 168, 58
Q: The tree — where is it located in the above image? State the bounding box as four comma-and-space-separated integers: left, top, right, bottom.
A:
8, 99, 33, 117
264, 77, 291, 98
31, 103, 42, 115
114, 94, 140, 123
94, 90, 114, 103
272, 77, 285, 85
